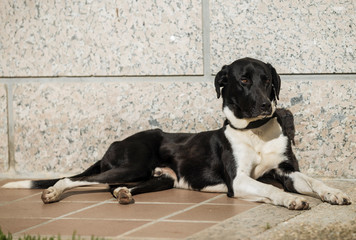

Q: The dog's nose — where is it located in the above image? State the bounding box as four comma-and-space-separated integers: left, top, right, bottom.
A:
260, 101, 272, 112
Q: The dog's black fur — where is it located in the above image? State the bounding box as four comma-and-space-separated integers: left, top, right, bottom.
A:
4, 57, 351, 208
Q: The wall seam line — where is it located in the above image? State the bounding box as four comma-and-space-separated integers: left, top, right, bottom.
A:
1, 74, 355, 85
6, 83, 15, 172
202, 0, 211, 77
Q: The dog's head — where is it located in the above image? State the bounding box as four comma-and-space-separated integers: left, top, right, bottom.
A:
215, 58, 281, 128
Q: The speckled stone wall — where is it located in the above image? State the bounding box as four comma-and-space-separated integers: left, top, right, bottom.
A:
0, 0, 355, 178
7, 78, 356, 178
210, 0, 355, 74
0, 0, 203, 76
279, 79, 356, 178
12, 81, 222, 174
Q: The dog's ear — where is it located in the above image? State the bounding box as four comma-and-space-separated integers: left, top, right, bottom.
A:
267, 63, 281, 101
214, 65, 229, 98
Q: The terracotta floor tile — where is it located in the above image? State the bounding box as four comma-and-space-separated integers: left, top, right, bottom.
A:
0, 218, 47, 234
0, 188, 42, 202
127, 221, 215, 239
0, 201, 94, 218
209, 196, 261, 206
133, 189, 222, 203
70, 202, 193, 220
169, 203, 256, 221
55, 189, 114, 202
24, 219, 148, 237
0, 179, 262, 239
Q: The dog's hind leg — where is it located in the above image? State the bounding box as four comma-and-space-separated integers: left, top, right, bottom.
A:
41, 166, 153, 204
41, 178, 100, 203
111, 167, 177, 204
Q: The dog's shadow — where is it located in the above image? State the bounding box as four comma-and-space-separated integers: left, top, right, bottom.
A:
59, 188, 113, 201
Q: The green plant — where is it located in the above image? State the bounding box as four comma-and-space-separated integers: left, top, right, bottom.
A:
0, 228, 108, 240
265, 222, 272, 230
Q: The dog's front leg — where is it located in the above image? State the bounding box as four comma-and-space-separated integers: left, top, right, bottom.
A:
288, 172, 351, 205
233, 174, 310, 210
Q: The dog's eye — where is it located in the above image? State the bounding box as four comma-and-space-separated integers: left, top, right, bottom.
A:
240, 78, 250, 84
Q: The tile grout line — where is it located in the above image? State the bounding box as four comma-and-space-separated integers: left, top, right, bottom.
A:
13, 198, 114, 236
0, 192, 41, 207
60, 217, 220, 224
203, 202, 260, 206
114, 194, 225, 239
114, 201, 193, 205
0, 215, 220, 224
159, 219, 220, 224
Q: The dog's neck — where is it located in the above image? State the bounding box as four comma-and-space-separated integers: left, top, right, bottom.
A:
223, 106, 276, 130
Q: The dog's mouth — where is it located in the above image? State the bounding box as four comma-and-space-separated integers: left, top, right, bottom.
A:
236, 102, 276, 120
258, 111, 274, 118
253, 101, 276, 119
243, 109, 274, 119
246, 113, 272, 121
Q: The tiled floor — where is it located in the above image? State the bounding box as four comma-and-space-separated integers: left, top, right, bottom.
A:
0, 179, 260, 239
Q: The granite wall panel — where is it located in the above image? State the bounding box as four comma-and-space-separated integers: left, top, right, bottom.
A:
0, 0, 203, 76
210, 0, 355, 74
13, 81, 222, 175
11, 78, 356, 178
280, 79, 356, 178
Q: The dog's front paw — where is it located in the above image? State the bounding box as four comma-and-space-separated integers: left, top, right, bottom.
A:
113, 187, 135, 205
320, 189, 351, 205
286, 197, 310, 210
41, 187, 60, 204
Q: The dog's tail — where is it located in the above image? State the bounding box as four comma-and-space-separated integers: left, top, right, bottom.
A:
2, 178, 62, 189
2, 160, 102, 189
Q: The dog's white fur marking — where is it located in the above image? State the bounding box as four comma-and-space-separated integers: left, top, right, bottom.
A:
225, 118, 288, 179
201, 184, 228, 193
223, 103, 276, 129
174, 177, 192, 190
232, 173, 308, 209
41, 178, 99, 203
2, 180, 32, 189
223, 117, 305, 208
154, 167, 178, 181
174, 176, 227, 193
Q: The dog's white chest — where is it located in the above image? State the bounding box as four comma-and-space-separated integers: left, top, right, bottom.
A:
225, 118, 288, 179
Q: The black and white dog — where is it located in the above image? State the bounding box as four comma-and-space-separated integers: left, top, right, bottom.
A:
3, 58, 351, 210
